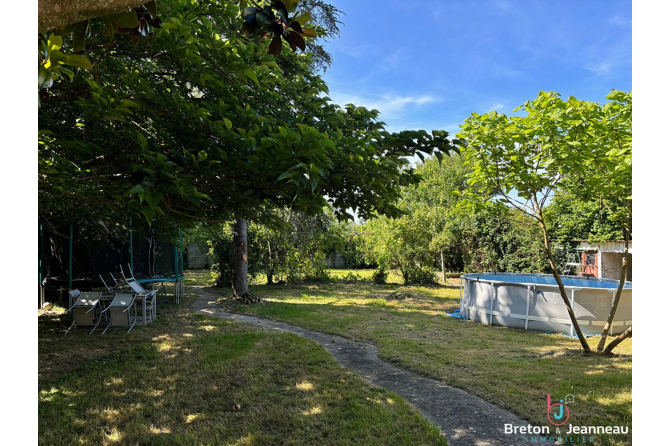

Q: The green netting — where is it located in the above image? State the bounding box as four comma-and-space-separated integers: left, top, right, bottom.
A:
41, 219, 182, 296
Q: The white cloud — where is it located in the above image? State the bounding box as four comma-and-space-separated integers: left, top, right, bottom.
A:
608, 15, 631, 27
328, 93, 442, 119
488, 103, 505, 111
381, 49, 407, 68
584, 61, 614, 76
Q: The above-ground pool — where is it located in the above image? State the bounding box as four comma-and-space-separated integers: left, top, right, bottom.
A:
460, 273, 632, 336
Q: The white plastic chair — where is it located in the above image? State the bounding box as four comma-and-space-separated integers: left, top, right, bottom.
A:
122, 263, 169, 307
126, 280, 157, 325
68, 289, 81, 309
65, 291, 103, 335
100, 293, 137, 334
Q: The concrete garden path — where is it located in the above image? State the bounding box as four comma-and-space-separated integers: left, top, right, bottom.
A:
191, 287, 537, 446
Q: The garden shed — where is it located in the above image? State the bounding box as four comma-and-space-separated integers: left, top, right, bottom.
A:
575, 240, 632, 281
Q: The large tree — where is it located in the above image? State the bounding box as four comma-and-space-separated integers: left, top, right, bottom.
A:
39, 0, 458, 298
458, 90, 632, 354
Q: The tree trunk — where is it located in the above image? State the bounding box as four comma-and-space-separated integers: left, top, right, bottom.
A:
535, 201, 592, 353
597, 229, 629, 352
603, 327, 632, 355
233, 217, 248, 296
266, 240, 274, 285
39, 0, 148, 33
441, 250, 446, 282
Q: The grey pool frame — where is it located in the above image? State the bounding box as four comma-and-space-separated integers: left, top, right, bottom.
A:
459, 273, 632, 336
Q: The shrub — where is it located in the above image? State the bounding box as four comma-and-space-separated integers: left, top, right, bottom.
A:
372, 268, 388, 284
405, 267, 436, 285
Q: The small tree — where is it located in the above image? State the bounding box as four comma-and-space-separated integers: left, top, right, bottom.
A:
458, 91, 631, 353
360, 209, 436, 285
252, 209, 332, 284
563, 90, 632, 353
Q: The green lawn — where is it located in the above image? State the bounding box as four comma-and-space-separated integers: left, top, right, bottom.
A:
38, 290, 447, 445
203, 269, 632, 446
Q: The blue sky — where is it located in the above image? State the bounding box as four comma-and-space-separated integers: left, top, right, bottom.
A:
321, 0, 632, 137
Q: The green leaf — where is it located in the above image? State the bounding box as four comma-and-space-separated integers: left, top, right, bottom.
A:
278, 171, 293, 181
103, 16, 116, 37
128, 184, 147, 194
64, 54, 93, 69
284, 0, 298, 13
136, 131, 148, 147
110, 11, 139, 28
146, 190, 162, 208
145, 1, 158, 19
72, 21, 90, 52
242, 69, 260, 87
242, 7, 259, 22
255, 11, 272, 25
38, 66, 49, 88
48, 35, 62, 52
298, 27, 317, 38
294, 11, 311, 25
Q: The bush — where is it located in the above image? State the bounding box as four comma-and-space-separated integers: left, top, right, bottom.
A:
338, 271, 362, 283
404, 267, 436, 285
372, 268, 388, 284
211, 235, 234, 288
360, 213, 435, 285
299, 261, 331, 283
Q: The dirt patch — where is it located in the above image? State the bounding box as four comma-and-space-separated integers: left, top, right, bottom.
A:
385, 291, 413, 300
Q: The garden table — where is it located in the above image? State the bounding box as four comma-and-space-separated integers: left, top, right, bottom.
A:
133, 291, 157, 326
136, 275, 185, 304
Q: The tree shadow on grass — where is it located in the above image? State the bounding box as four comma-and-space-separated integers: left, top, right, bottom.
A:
39, 308, 447, 446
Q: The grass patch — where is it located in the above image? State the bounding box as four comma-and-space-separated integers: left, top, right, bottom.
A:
39, 288, 446, 445
201, 270, 632, 446
184, 269, 215, 287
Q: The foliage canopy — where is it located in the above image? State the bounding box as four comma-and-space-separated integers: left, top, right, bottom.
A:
39, 0, 458, 236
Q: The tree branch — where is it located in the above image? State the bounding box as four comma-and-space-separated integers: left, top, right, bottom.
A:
39, 0, 148, 33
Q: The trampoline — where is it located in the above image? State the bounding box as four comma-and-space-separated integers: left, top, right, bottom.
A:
459, 272, 632, 336
39, 218, 185, 307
